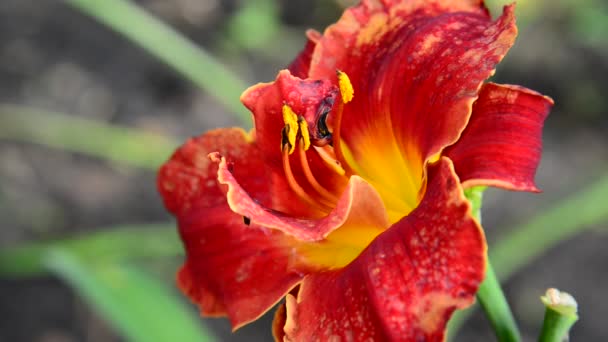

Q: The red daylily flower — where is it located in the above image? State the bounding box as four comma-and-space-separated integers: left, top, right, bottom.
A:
158, 0, 553, 340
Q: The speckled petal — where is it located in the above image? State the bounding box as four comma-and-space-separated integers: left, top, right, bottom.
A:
158, 128, 309, 328
283, 158, 486, 341
158, 128, 258, 216
445, 83, 553, 191
305, 1, 518, 217
177, 206, 307, 329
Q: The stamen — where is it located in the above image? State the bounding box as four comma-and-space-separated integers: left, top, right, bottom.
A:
282, 144, 332, 212
332, 70, 354, 176
297, 116, 311, 151
282, 104, 299, 154
337, 70, 354, 104
298, 139, 339, 204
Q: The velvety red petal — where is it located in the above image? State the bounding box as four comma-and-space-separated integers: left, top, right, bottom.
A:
445, 83, 553, 191
158, 129, 310, 328
287, 29, 321, 78
385, 5, 518, 161
214, 151, 388, 241
158, 127, 314, 217
158, 128, 259, 216
283, 158, 486, 341
178, 205, 307, 329
309, 0, 490, 81
308, 2, 518, 208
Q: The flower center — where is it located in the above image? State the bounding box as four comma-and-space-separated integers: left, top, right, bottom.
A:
279, 71, 355, 215
280, 72, 390, 269
281, 104, 342, 213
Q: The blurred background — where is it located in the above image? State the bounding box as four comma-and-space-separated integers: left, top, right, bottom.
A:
0, 0, 606, 341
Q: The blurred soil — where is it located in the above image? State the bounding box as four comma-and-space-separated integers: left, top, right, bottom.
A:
0, 0, 606, 341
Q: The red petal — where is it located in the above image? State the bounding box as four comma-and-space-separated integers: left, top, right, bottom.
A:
158, 128, 258, 216
159, 128, 311, 216
309, 0, 489, 78
288, 29, 321, 78
283, 158, 486, 341
308, 2, 518, 208
445, 83, 553, 191
158, 129, 310, 328
177, 206, 306, 329
215, 151, 388, 241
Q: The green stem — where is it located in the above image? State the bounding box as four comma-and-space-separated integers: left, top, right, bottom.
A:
477, 261, 521, 342
64, 0, 251, 126
539, 310, 576, 342
449, 173, 608, 339
463, 186, 521, 341
539, 289, 578, 342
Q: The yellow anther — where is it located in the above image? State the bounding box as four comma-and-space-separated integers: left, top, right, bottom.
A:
282, 104, 299, 154
298, 116, 311, 151
337, 70, 354, 104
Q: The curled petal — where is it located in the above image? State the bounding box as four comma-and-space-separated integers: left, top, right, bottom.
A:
283, 158, 486, 341
158, 127, 314, 217
445, 83, 553, 191
158, 128, 309, 327
158, 128, 257, 216
214, 151, 388, 241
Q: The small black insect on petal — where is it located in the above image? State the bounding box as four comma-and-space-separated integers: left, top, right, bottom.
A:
243, 216, 251, 225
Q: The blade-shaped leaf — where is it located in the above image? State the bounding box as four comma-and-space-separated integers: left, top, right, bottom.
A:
45, 248, 215, 342
64, 0, 251, 125
0, 105, 177, 170
0, 224, 180, 277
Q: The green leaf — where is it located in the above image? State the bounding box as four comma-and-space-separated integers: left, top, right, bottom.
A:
45, 248, 215, 342
0, 105, 177, 170
491, 173, 608, 280
0, 223, 181, 277
64, 0, 251, 126
227, 0, 281, 50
